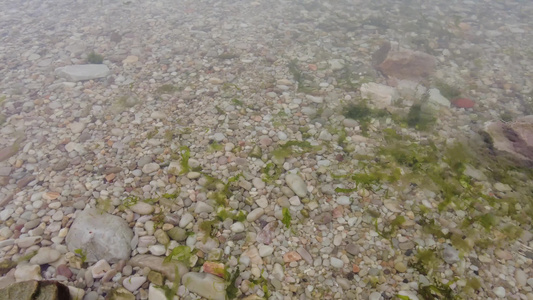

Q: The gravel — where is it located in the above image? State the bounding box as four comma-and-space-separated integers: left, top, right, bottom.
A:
0, 0, 532, 299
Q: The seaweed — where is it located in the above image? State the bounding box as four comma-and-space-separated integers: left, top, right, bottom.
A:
282, 208, 292, 229
87, 51, 104, 64
224, 266, 240, 299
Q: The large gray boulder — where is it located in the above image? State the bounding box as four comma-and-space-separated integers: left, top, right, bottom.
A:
55, 64, 110, 81
66, 208, 133, 263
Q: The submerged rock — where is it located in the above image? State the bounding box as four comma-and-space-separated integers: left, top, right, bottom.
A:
484, 115, 533, 162
373, 41, 436, 80
360, 82, 397, 109
128, 255, 188, 281
55, 64, 111, 81
285, 174, 307, 197
0, 280, 70, 300
182, 272, 226, 300
65, 208, 133, 263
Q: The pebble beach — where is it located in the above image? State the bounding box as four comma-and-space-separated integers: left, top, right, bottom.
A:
0, 0, 532, 299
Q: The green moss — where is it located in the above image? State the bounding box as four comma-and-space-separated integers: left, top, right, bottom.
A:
282, 208, 292, 229
343, 101, 389, 136
261, 162, 282, 183
410, 248, 439, 275
216, 208, 247, 222
419, 280, 458, 300
218, 53, 239, 60
87, 51, 104, 64
271, 140, 314, 161
74, 248, 87, 264
164, 245, 193, 266
434, 80, 461, 100
231, 98, 244, 106
199, 220, 219, 238
406, 104, 435, 130
163, 130, 174, 141
179, 146, 191, 174
208, 141, 223, 152
224, 266, 240, 299
121, 196, 139, 208
146, 129, 159, 139
156, 84, 178, 94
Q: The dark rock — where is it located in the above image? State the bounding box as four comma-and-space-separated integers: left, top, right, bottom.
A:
16, 175, 36, 189
0, 280, 70, 300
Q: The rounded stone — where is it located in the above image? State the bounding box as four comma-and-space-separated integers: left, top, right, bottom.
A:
142, 163, 160, 174
130, 202, 155, 215
66, 208, 133, 263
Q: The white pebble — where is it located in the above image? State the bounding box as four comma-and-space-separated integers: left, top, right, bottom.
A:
493, 286, 506, 298
330, 257, 344, 268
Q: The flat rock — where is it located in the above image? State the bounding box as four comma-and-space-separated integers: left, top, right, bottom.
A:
130, 202, 154, 215
285, 174, 307, 197
485, 115, 533, 162
55, 64, 111, 82
128, 255, 188, 281
373, 41, 436, 80
106, 287, 135, 300
122, 276, 146, 292
0, 280, 70, 300
182, 272, 226, 300
14, 264, 41, 282
360, 82, 397, 109
29, 247, 61, 265
65, 208, 133, 263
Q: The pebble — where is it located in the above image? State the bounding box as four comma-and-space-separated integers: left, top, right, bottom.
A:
56, 264, 73, 278
142, 163, 160, 174
336, 196, 351, 205
130, 202, 155, 215
123, 276, 147, 292
167, 227, 187, 241
516, 269, 527, 287
230, 222, 245, 233
179, 213, 194, 228
493, 286, 506, 298
330, 257, 344, 268
195, 202, 214, 213
442, 244, 460, 264
285, 174, 307, 197
149, 245, 166, 256
247, 208, 264, 222
29, 247, 61, 265
14, 264, 42, 281
92, 260, 112, 279
369, 292, 382, 300
182, 272, 226, 300
394, 261, 407, 273
258, 245, 274, 257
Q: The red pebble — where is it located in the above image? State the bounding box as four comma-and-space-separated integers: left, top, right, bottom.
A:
451, 97, 475, 108
56, 264, 73, 278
